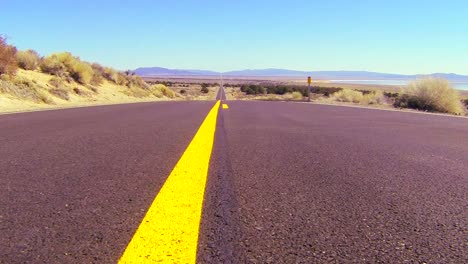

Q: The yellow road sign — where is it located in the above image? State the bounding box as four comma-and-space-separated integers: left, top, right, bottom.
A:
307, 76, 312, 84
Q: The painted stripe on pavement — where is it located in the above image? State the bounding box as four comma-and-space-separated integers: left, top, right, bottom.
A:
119, 100, 221, 263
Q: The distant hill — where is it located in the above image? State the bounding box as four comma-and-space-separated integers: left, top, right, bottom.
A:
133, 67, 218, 76
133, 67, 468, 82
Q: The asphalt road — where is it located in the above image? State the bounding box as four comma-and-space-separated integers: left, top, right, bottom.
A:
1, 97, 467, 263
0, 101, 214, 263
198, 101, 468, 263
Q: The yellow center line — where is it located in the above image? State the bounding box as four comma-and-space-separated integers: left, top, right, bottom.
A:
222, 103, 229, 109
119, 100, 221, 264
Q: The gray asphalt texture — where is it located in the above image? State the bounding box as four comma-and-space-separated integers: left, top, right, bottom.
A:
0, 101, 214, 263
1, 93, 467, 263
198, 99, 468, 263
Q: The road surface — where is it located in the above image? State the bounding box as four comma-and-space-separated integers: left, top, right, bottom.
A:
1, 91, 467, 263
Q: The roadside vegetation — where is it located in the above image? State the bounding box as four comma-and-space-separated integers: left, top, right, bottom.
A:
236, 79, 466, 115
394, 78, 464, 115
0, 35, 179, 112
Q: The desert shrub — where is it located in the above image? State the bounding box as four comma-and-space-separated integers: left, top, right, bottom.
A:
362, 90, 385, 105
384, 92, 399, 98
40, 52, 93, 84
49, 88, 69, 100
180, 89, 186, 94
16, 50, 41, 70
201, 86, 209, 93
160, 85, 175, 98
241, 84, 265, 95
332, 89, 364, 103
90, 64, 105, 85
68, 60, 93, 84
148, 84, 175, 98
115, 72, 128, 86
127, 75, 148, 89
0, 36, 18, 75
310, 86, 342, 96
102, 67, 118, 82
401, 78, 464, 114
40, 54, 67, 76
463, 99, 468, 107
149, 84, 164, 98
394, 94, 430, 111
291, 91, 303, 100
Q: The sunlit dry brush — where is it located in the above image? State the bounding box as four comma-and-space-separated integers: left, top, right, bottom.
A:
16, 50, 41, 70
395, 78, 464, 115
362, 90, 386, 105
331, 89, 387, 105
331, 89, 364, 103
40, 52, 94, 84
0, 36, 18, 76
0, 74, 53, 104
291, 91, 303, 100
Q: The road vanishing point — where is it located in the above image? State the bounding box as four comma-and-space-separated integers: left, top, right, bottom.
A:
1, 87, 467, 263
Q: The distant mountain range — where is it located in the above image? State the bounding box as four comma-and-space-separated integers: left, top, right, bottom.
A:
133, 67, 468, 82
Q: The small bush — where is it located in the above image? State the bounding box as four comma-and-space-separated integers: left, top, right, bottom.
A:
291, 91, 303, 100
160, 85, 175, 98
394, 94, 430, 111
0, 36, 18, 75
463, 99, 468, 108
201, 86, 209, 93
49, 88, 70, 101
362, 91, 385, 105
68, 60, 93, 84
180, 89, 186, 94
102, 67, 118, 82
115, 73, 128, 86
89, 63, 104, 86
332, 89, 364, 103
311, 86, 342, 96
127, 75, 148, 89
16, 50, 41, 70
40, 54, 67, 76
241, 84, 265, 95
149, 84, 164, 98
401, 78, 464, 114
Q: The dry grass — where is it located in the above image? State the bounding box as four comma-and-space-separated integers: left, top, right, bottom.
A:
0, 75, 53, 104
291, 91, 303, 100
49, 88, 70, 101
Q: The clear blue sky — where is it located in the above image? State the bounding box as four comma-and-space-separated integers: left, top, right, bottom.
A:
1, 0, 467, 74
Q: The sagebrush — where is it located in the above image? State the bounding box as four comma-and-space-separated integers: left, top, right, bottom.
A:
398, 78, 464, 115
